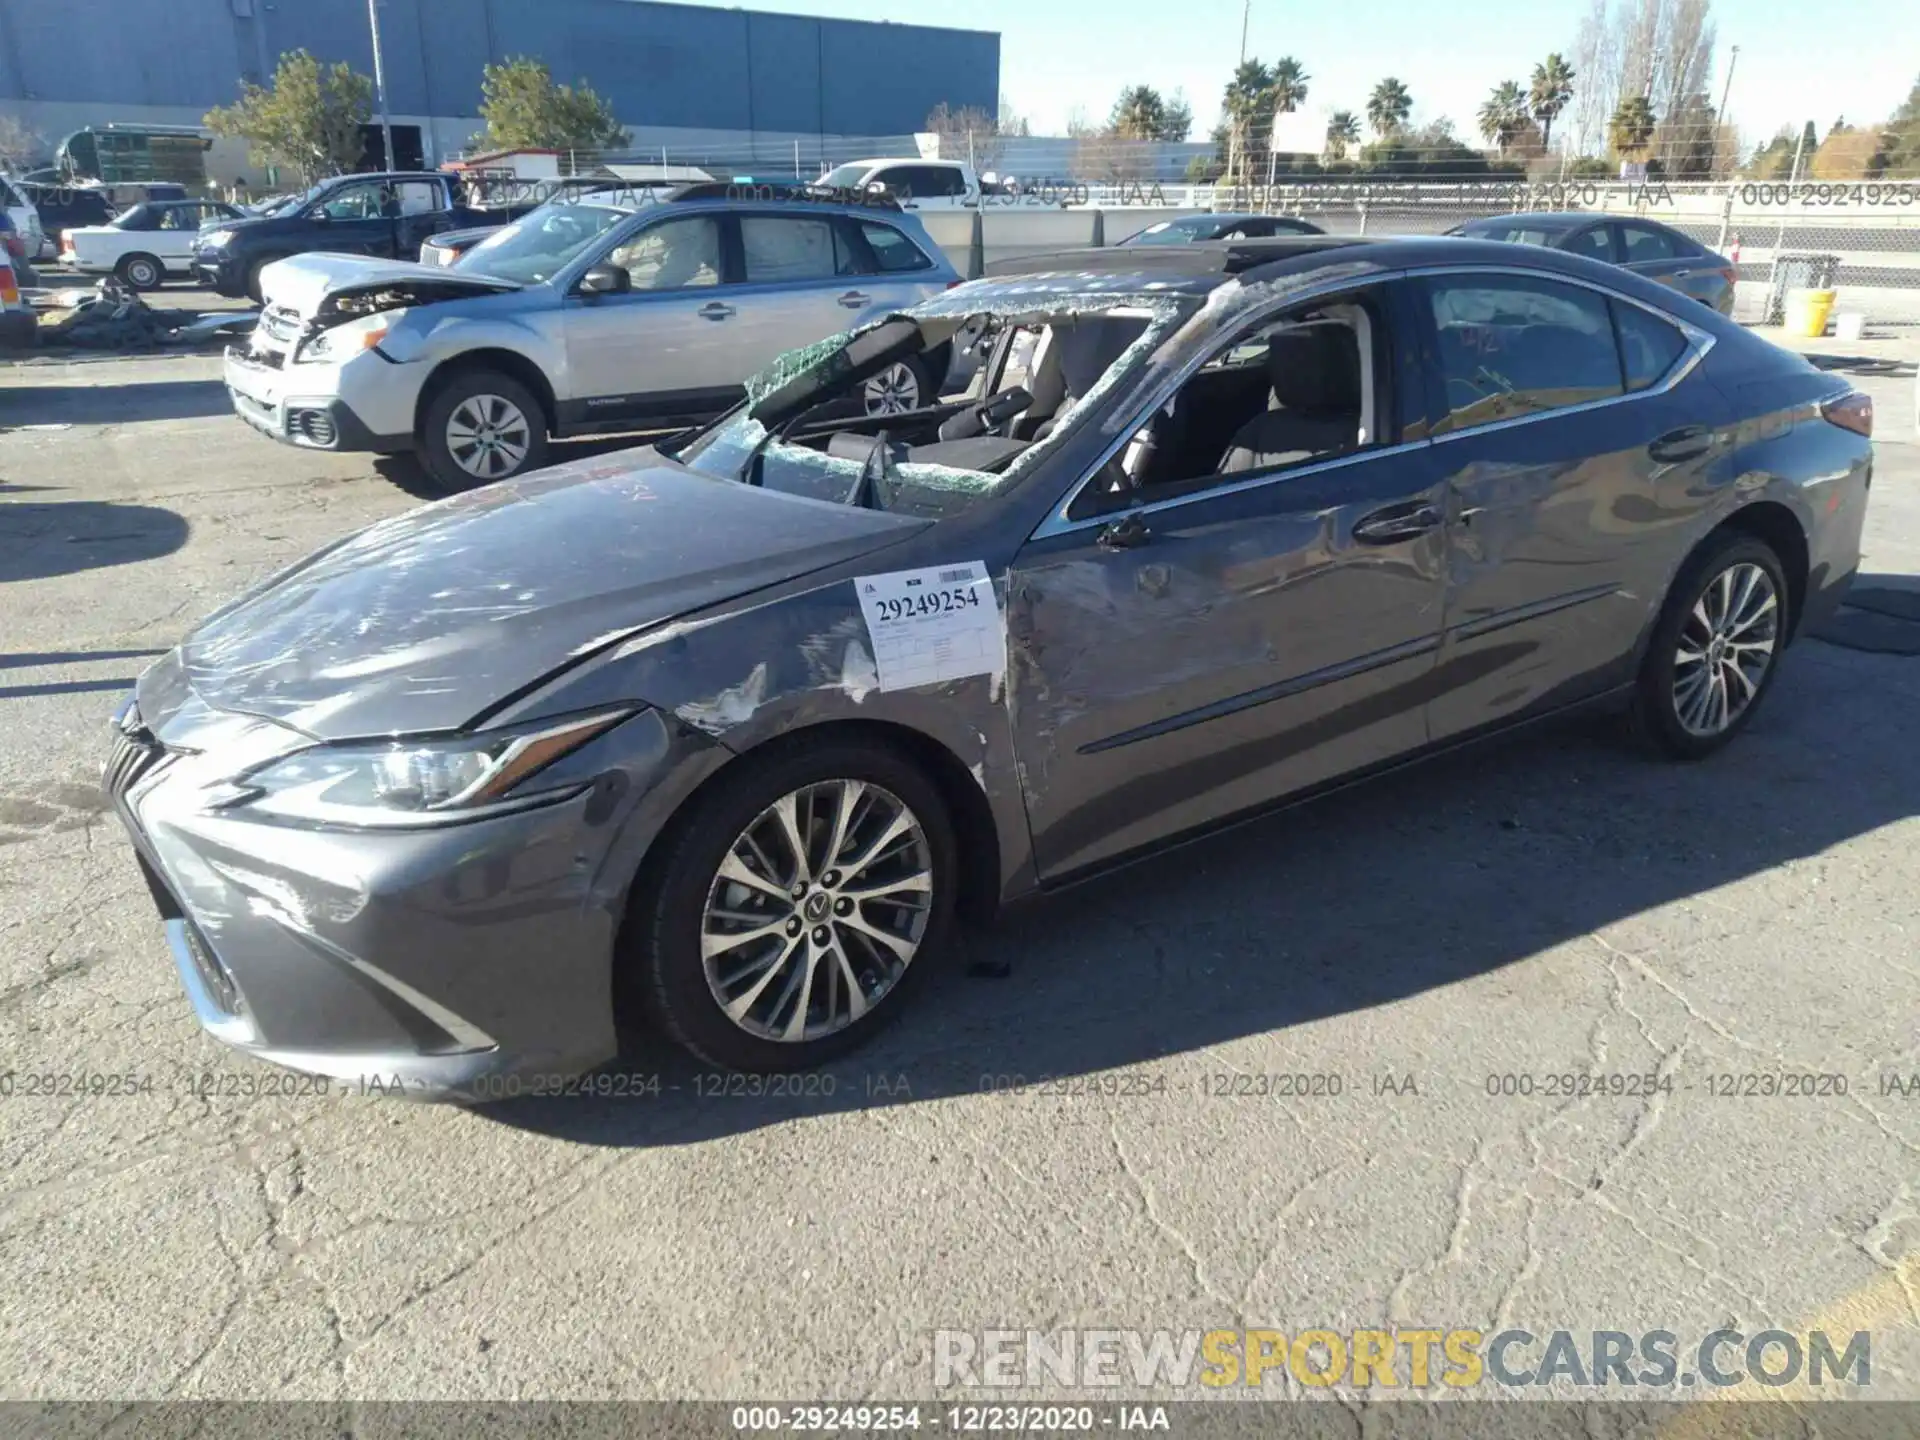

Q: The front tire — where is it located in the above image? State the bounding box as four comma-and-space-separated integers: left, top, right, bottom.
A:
1630, 533, 1789, 759
862, 354, 934, 417
628, 737, 958, 1072
417, 369, 549, 490
116, 253, 163, 291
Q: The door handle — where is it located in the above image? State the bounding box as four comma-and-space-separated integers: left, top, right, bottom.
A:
698, 302, 735, 320
1352, 501, 1442, 545
837, 290, 871, 309
1096, 513, 1151, 550
1673, 267, 1693, 277
1648, 425, 1713, 464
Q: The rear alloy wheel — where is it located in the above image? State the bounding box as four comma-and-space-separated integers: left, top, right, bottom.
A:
1631, 534, 1789, 759
418, 369, 549, 491
116, 253, 162, 291
631, 739, 957, 1071
862, 356, 930, 417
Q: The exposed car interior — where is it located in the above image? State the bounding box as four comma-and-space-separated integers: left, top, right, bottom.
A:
1065, 294, 1385, 515
677, 291, 1387, 520
771, 310, 1159, 477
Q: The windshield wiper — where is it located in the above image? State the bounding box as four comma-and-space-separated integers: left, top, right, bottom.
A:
734, 414, 798, 486
844, 431, 895, 511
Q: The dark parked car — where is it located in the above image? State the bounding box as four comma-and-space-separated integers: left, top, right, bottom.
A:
191, 170, 543, 301
1451, 212, 1737, 315
1117, 211, 1323, 245
17, 181, 114, 257
105, 234, 1871, 1093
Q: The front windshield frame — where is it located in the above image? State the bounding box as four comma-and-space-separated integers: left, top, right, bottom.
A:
451, 201, 636, 283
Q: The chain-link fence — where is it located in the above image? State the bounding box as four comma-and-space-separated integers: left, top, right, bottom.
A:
451, 132, 1920, 331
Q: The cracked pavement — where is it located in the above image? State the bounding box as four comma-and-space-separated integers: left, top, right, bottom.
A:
1, 352, 1918, 1404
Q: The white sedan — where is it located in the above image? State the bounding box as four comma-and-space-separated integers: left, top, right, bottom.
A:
63, 199, 244, 290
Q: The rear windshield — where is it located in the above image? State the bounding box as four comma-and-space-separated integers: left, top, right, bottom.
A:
1462, 224, 1562, 247
1121, 217, 1218, 246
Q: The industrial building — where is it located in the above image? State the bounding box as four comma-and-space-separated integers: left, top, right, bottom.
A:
0, 0, 1001, 184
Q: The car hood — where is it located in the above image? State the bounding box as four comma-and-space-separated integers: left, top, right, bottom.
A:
257, 253, 519, 316
157, 450, 926, 740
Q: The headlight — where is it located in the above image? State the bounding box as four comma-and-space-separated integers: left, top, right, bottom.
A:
220, 709, 633, 828
294, 310, 399, 364
202, 229, 235, 248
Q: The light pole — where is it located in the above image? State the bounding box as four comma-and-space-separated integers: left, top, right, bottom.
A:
367, 0, 395, 171
1715, 44, 1740, 178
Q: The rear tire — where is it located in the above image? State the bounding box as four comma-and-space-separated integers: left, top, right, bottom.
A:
116, 253, 163, 291
627, 736, 958, 1072
1629, 533, 1790, 760
417, 368, 549, 490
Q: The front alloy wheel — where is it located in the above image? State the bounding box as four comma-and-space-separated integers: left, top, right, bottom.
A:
628, 738, 957, 1071
702, 780, 932, 1043
446, 393, 532, 481
862, 360, 923, 416
1672, 561, 1779, 737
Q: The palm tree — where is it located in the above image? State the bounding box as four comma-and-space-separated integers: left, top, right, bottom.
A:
1478, 80, 1528, 153
1221, 59, 1274, 182
1268, 56, 1310, 120
1529, 53, 1576, 149
1608, 95, 1657, 158
1324, 110, 1360, 161
1368, 77, 1412, 139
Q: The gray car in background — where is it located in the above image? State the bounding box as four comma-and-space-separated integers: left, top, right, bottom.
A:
222, 185, 960, 489
1451, 211, 1739, 315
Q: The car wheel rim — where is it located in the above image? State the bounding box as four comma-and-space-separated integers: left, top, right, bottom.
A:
445, 394, 531, 480
863, 362, 920, 416
1673, 561, 1778, 737
700, 779, 932, 1044
131, 260, 156, 285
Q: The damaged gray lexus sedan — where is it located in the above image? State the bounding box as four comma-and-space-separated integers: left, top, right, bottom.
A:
106, 236, 1873, 1093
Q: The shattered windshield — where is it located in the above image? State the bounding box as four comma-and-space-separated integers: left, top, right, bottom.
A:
676, 287, 1192, 519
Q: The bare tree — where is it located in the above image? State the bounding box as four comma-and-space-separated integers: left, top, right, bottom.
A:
924, 102, 1005, 172
0, 114, 43, 172
1566, 0, 1619, 158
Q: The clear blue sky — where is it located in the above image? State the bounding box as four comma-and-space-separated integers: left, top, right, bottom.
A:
705, 0, 1917, 145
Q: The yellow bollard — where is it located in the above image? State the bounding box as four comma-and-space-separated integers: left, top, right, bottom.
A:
1784, 287, 1837, 338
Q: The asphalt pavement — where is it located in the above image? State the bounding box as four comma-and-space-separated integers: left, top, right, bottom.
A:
1, 349, 1917, 1409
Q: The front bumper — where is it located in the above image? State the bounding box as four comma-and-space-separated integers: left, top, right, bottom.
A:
102, 675, 716, 1100
224, 343, 415, 453
193, 251, 246, 296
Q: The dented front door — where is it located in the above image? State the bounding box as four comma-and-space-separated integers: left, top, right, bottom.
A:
1005, 450, 1450, 879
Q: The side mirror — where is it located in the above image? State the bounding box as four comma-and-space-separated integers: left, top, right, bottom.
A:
578, 263, 630, 296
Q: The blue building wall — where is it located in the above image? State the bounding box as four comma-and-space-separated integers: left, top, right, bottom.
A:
0, 0, 999, 137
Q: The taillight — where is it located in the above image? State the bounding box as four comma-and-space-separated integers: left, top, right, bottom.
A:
1, 267, 17, 305
1718, 267, 1736, 286
945, 279, 961, 290
1820, 391, 1873, 437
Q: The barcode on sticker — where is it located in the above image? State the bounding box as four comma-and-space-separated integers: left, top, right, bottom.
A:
939, 568, 975, 584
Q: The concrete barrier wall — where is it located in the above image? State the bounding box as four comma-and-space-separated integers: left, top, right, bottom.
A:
915, 197, 1920, 325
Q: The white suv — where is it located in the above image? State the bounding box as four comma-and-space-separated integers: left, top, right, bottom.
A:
222, 185, 963, 489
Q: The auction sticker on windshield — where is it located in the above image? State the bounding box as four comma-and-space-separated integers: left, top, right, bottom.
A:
855, 561, 1005, 691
